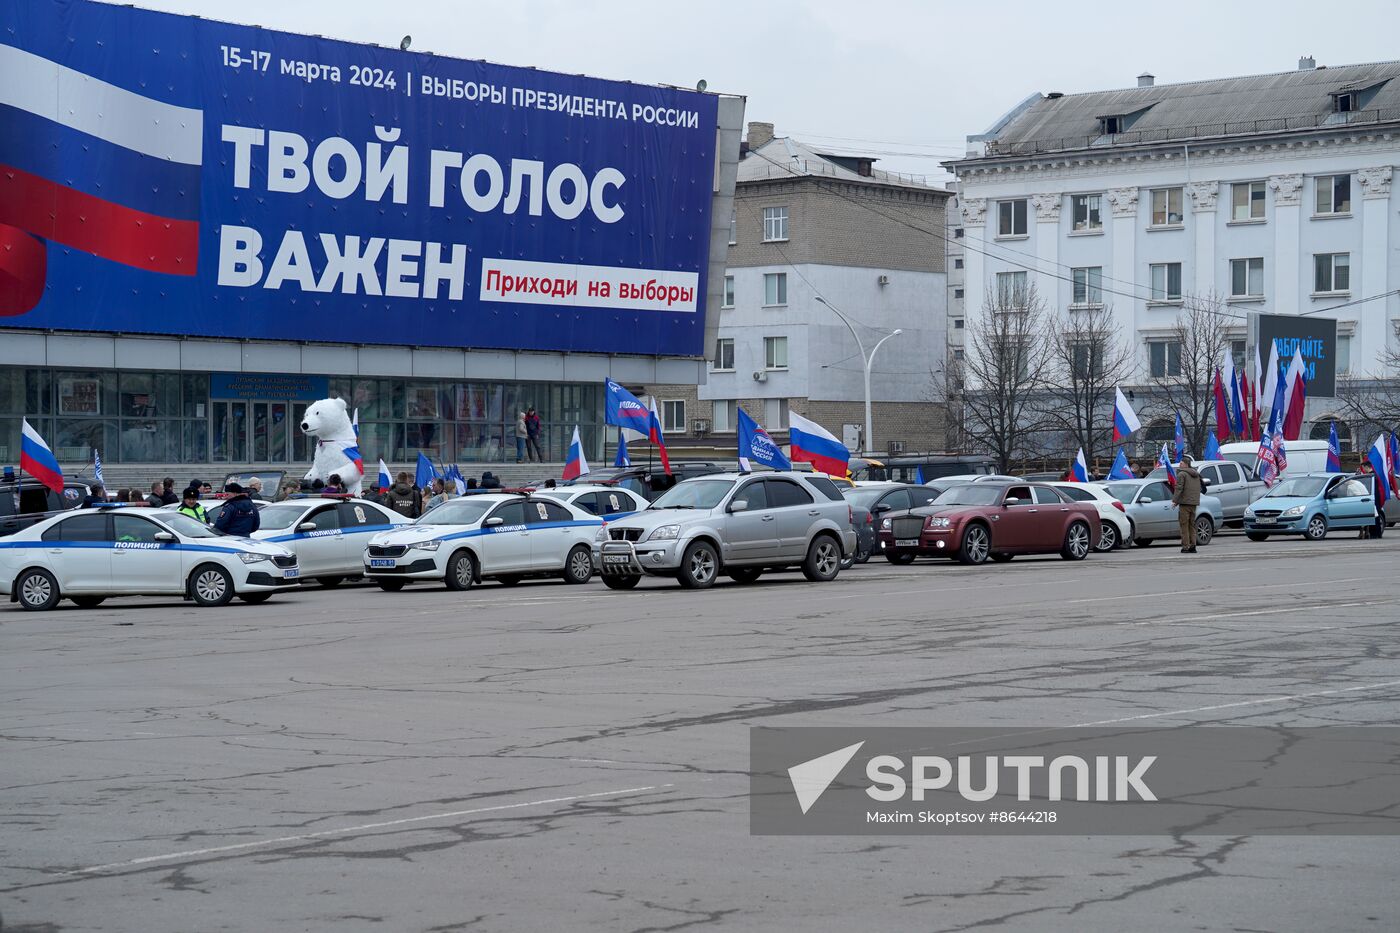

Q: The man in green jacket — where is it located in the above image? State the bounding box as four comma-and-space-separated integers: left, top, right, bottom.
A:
1172, 455, 1203, 553
177, 487, 209, 524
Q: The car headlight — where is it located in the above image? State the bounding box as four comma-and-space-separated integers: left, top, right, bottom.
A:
410, 539, 442, 551
649, 524, 682, 541
594, 527, 609, 543
240, 552, 271, 564
880, 518, 892, 530
925, 516, 951, 528
1281, 505, 1305, 518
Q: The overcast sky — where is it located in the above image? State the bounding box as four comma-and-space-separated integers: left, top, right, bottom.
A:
126, 0, 1400, 181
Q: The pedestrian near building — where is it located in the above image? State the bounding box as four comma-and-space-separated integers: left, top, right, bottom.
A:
246, 477, 267, 501
214, 483, 260, 536
525, 406, 543, 462
514, 410, 529, 462
384, 472, 420, 518
1173, 455, 1202, 553
1357, 462, 1385, 539
323, 474, 344, 495
160, 477, 178, 505
80, 484, 106, 508
177, 488, 209, 523
145, 481, 165, 508
422, 477, 450, 512
480, 471, 501, 489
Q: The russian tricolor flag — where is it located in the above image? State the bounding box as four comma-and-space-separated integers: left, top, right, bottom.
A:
1157, 443, 1177, 489
0, 44, 202, 315
788, 412, 849, 477
562, 425, 589, 481
1367, 435, 1390, 509
1112, 387, 1140, 443
1068, 447, 1088, 483
377, 458, 392, 492
20, 417, 63, 493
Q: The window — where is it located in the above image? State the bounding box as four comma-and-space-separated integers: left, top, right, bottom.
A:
1315, 174, 1351, 215
1314, 253, 1350, 293
337, 502, 380, 528
713, 338, 735, 371
308, 507, 339, 531
1071, 266, 1102, 306
1231, 181, 1266, 221
728, 209, 737, 245
1149, 262, 1182, 301
1071, 193, 1103, 232
953, 348, 965, 360
732, 481, 767, 511
1150, 187, 1183, 226
763, 398, 789, 430
766, 479, 813, 508
997, 199, 1028, 237
1148, 339, 1183, 378
113, 515, 162, 543
995, 270, 1028, 305
488, 501, 527, 526
954, 288, 964, 299
42, 513, 109, 542
953, 318, 965, 329
764, 336, 789, 370
1335, 92, 1355, 114
1230, 258, 1264, 298
712, 400, 736, 432
1070, 341, 1103, 378
662, 400, 685, 434
1231, 339, 1247, 372
954, 258, 964, 270
1218, 463, 1243, 483
1101, 115, 1123, 135
1337, 334, 1352, 374
763, 272, 787, 306
954, 228, 965, 239
722, 275, 734, 308
762, 206, 789, 241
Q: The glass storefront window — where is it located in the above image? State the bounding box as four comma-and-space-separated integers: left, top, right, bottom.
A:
120, 372, 179, 418
405, 383, 440, 419
0, 369, 23, 413
26, 369, 52, 414
0, 417, 19, 462
120, 419, 180, 462
182, 373, 209, 418
398, 422, 450, 461
455, 423, 503, 461
55, 418, 116, 461
54, 371, 117, 417
184, 420, 208, 463
351, 379, 402, 420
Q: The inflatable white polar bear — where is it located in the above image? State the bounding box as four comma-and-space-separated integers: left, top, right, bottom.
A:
300, 397, 364, 496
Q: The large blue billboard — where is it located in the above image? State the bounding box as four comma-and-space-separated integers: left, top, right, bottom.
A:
0, 0, 718, 356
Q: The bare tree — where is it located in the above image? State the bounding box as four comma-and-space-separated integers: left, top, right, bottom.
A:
953, 281, 1055, 471
1337, 342, 1400, 441
1156, 292, 1232, 457
1042, 303, 1135, 465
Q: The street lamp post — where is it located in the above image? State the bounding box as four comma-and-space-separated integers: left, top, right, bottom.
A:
815, 296, 902, 456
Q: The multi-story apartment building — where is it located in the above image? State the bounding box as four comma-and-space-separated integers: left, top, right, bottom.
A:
949, 59, 1400, 450
649, 122, 950, 455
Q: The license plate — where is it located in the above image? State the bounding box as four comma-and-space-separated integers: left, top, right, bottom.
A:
283, 568, 300, 579
369, 558, 395, 568
1255, 517, 1275, 525
896, 538, 919, 547
603, 554, 631, 564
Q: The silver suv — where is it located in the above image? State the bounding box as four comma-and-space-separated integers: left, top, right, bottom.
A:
598, 472, 857, 589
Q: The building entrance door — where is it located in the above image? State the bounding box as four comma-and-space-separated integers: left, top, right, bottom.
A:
213, 400, 294, 463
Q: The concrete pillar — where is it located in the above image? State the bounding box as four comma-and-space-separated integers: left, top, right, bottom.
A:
1358, 167, 1394, 373
1268, 174, 1303, 309
1107, 187, 1139, 357
1185, 182, 1216, 298
1030, 192, 1062, 307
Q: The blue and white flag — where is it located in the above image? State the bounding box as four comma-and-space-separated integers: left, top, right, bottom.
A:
1173, 413, 1185, 461
415, 452, 435, 489
737, 407, 791, 472
92, 448, 104, 486
614, 432, 631, 467
1107, 449, 1135, 480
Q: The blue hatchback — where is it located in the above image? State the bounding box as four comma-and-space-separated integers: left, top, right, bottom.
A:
1243, 472, 1376, 541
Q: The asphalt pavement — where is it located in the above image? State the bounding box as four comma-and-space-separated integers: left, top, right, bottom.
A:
3, 534, 1399, 932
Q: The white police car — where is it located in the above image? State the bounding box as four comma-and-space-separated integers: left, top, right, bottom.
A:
250, 496, 410, 586
363, 494, 605, 591
0, 506, 299, 610
533, 484, 647, 520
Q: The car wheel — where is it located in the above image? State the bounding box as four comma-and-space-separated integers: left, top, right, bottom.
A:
1134, 538, 1154, 548
727, 568, 763, 584
317, 576, 345, 588
71, 595, 107, 609
1195, 515, 1215, 546
885, 551, 916, 565
240, 593, 272, 604
1096, 521, 1119, 552
1061, 521, 1092, 561
445, 550, 477, 591
563, 545, 594, 584
957, 524, 991, 565
602, 574, 642, 590
497, 575, 522, 587
1304, 515, 1328, 541
189, 564, 234, 607
802, 535, 842, 582
855, 542, 872, 564
990, 553, 1013, 563
16, 569, 60, 611
376, 579, 407, 592
677, 541, 720, 589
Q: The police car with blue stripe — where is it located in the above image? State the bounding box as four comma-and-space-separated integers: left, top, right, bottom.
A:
250, 496, 410, 587
363, 494, 605, 591
533, 484, 648, 521
1, 506, 299, 611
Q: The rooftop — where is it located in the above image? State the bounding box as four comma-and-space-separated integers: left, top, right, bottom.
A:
739, 126, 945, 192
964, 60, 1400, 160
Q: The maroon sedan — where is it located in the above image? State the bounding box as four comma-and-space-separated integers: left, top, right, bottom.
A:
877, 481, 1100, 565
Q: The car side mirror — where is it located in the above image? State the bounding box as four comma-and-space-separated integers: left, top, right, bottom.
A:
153, 531, 176, 543
298, 522, 317, 532
1139, 497, 1153, 504
1003, 497, 1021, 506
484, 516, 504, 526
729, 499, 749, 513
1201, 479, 1212, 488
872, 503, 890, 514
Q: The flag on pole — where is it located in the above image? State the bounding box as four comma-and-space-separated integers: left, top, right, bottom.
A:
1157, 443, 1177, 489
1111, 387, 1140, 443
1260, 340, 1281, 428
604, 379, 670, 469
646, 397, 671, 474
1388, 431, 1400, 499
414, 451, 435, 489
1212, 368, 1230, 442
92, 448, 104, 487
449, 464, 466, 495
1240, 368, 1254, 441
1174, 413, 1185, 461
1257, 383, 1287, 488
1203, 433, 1221, 461
737, 407, 791, 472
562, 426, 589, 480
1228, 368, 1245, 436
352, 407, 359, 437
377, 458, 392, 492
1221, 348, 1240, 435
20, 419, 63, 493
788, 412, 850, 477
1326, 422, 1342, 472
1068, 447, 1089, 483
1107, 449, 1135, 480
614, 432, 630, 468
1367, 435, 1390, 509
1281, 349, 1308, 441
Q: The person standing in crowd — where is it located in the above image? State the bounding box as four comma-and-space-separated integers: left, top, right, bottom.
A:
199, 481, 214, 496
480, 471, 501, 489
80, 484, 107, 508
422, 477, 451, 512
145, 481, 165, 508
246, 477, 267, 501
177, 487, 209, 524
514, 410, 529, 463
1357, 461, 1385, 539
160, 477, 178, 505
385, 472, 420, 518
525, 406, 543, 462
323, 474, 344, 495
466, 478, 478, 491
1172, 455, 1202, 554
214, 483, 260, 536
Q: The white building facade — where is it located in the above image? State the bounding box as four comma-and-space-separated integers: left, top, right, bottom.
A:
950, 60, 1400, 447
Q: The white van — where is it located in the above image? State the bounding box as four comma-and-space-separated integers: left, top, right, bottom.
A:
1219, 440, 1334, 481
